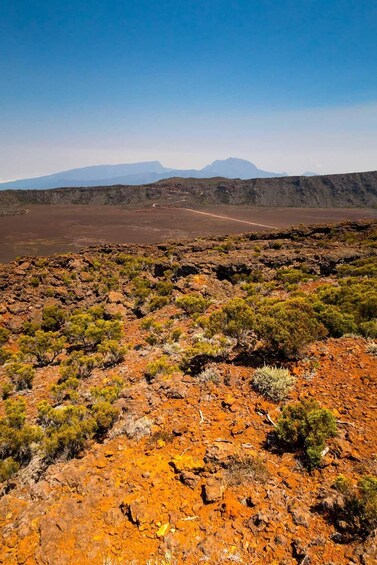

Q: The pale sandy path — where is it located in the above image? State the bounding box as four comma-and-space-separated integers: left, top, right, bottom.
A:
179, 207, 277, 229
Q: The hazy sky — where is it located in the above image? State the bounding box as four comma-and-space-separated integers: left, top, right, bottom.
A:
1, 0, 376, 180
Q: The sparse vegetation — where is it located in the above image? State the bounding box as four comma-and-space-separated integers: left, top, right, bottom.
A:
276, 399, 337, 468
6, 360, 35, 390
19, 330, 65, 366
203, 298, 255, 345
256, 298, 327, 358
330, 474, 377, 537
176, 293, 210, 315
0, 327, 10, 346
0, 219, 376, 559
252, 365, 295, 402
0, 399, 42, 474
224, 455, 269, 486
145, 356, 178, 381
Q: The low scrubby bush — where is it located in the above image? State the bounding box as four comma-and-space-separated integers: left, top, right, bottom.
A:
256, 298, 327, 358
203, 298, 255, 345
6, 361, 35, 390
252, 365, 295, 402
176, 293, 210, 315
145, 356, 178, 381
148, 295, 169, 311
19, 330, 65, 366
98, 339, 127, 366
0, 399, 42, 468
276, 399, 337, 468
38, 402, 96, 460
91, 375, 123, 403
65, 310, 122, 351
0, 457, 20, 482
50, 377, 80, 403
41, 305, 66, 331
331, 474, 377, 537
0, 327, 10, 346
313, 302, 358, 337
0, 346, 12, 366
59, 352, 102, 381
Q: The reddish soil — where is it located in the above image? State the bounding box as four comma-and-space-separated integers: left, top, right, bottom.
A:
0, 204, 376, 263
0, 221, 377, 563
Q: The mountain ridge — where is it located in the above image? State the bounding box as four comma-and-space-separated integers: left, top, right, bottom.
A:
0, 170, 376, 209
0, 158, 286, 190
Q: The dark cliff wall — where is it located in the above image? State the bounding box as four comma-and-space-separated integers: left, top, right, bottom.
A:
0, 171, 376, 209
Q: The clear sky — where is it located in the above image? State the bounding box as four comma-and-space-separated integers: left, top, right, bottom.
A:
1, 0, 376, 180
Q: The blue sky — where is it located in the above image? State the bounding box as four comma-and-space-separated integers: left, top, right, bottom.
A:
1, 0, 376, 179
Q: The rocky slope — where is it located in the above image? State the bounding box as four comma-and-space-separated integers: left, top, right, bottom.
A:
0, 220, 377, 564
0, 170, 377, 210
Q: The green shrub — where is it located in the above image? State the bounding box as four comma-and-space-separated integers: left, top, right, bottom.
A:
41, 305, 66, 331
336, 257, 377, 278
22, 320, 41, 336
98, 339, 127, 366
37, 398, 118, 460
145, 356, 177, 380
91, 378, 123, 403
359, 319, 377, 339
0, 399, 42, 464
204, 298, 255, 344
252, 365, 295, 402
1, 382, 13, 400
59, 352, 102, 381
65, 312, 122, 350
332, 474, 377, 536
0, 346, 12, 366
0, 457, 20, 482
176, 293, 210, 315
4, 398, 27, 429
277, 267, 310, 285
0, 327, 10, 346
50, 377, 80, 403
180, 338, 230, 374
91, 401, 118, 435
132, 277, 152, 303
316, 279, 377, 329
148, 295, 169, 311
38, 402, 96, 460
256, 298, 327, 358
170, 328, 183, 342
156, 281, 174, 296
19, 330, 65, 366
313, 302, 358, 337
6, 361, 35, 390
276, 400, 337, 468
358, 475, 377, 532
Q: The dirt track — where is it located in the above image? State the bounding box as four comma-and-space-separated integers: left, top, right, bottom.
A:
1, 204, 377, 263
178, 207, 277, 229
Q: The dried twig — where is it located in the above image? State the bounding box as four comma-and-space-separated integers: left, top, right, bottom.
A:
266, 413, 277, 427
336, 420, 355, 426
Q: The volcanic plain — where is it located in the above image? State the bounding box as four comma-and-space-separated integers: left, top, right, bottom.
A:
1, 204, 377, 263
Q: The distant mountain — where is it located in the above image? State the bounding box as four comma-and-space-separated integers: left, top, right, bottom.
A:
302, 171, 320, 177
0, 158, 286, 190
202, 158, 286, 179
